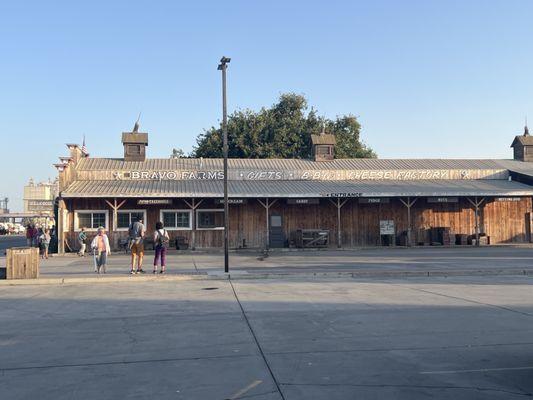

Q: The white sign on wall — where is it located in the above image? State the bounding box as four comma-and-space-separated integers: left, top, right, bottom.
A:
379, 220, 395, 235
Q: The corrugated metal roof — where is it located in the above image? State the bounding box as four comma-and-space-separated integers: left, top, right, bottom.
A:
76, 157, 533, 171
61, 179, 533, 198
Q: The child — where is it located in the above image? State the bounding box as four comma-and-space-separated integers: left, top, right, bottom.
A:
91, 227, 111, 274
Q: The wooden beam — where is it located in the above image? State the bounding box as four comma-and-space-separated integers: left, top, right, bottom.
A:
399, 197, 417, 246
183, 198, 204, 250
328, 198, 348, 248
467, 197, 485, 246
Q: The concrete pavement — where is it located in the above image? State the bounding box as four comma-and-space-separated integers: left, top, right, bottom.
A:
2, 246, 533, 282
1, 276, 533, 399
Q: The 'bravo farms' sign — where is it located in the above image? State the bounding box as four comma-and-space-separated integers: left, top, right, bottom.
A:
102, 168, 505, 181
114, 171, 224, 180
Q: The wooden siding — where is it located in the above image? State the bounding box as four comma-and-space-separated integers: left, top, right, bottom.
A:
63, 197, 532, 250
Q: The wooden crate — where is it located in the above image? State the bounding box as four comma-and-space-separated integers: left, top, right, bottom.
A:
5, 247, 39, 279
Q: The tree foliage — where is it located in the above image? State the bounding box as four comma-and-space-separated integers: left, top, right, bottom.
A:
193, 93, 376, 159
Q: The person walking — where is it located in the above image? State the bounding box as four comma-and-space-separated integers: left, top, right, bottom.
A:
32, 227, 41, 248
39, 229, 51, 259
153, 221, 169, 274
91, 227, 110, 274
78, 227, 87, 257
25, 224, 34, 247
128, 217, 146, 274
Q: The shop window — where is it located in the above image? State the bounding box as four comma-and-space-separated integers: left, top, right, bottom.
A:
117, 210, 146, 230
161, 210, 191, 230
75, 211, 108, 231
197, 210, 224, 230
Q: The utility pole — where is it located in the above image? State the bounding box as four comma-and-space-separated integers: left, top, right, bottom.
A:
218, 56, 231, 273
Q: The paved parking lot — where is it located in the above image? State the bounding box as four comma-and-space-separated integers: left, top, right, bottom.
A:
2, 245, 533, 279
1, 275, 533, 399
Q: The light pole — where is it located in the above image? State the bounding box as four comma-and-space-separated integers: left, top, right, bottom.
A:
218, 56, 231, 273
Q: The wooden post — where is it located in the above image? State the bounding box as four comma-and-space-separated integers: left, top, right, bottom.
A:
467, 197, 485, 247
183, 198, 204, 251
104, 198, 126, 232
399, 197, 417, 247
57, 199, 66, 254
257, 198, 278, 250
329, 198, 348, 248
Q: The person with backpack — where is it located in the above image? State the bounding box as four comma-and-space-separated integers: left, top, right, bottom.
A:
78, 227, 87, 257
153, 221, 169, 274
128, 216, 146, 274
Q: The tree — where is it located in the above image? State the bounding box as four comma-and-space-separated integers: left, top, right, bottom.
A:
193, 93, 376, 159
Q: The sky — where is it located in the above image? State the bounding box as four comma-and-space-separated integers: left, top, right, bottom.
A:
1, 0, 533, 211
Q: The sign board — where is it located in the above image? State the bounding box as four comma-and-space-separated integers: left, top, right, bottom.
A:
99, 168, 506, 182
427, 197, 459, 203
287, 199, 320, 205
495, 197, 522, 202
214, 199, 248, 205
322, 192, 362, 198
27, 200, 54, 212
380, 220, 395, 235
137, 199, 172, 205
359, 198, 390, 204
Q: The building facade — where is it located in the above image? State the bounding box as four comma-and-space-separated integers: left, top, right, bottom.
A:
53, 125, 533, 253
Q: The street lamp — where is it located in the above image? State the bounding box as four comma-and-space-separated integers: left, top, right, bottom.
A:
218, 56, 231, 273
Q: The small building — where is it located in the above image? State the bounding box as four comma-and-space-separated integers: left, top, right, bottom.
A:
23, 178, 58, 215
53, 124, 533, 252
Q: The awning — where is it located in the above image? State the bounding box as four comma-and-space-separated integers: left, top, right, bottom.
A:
61, 179, 533, 198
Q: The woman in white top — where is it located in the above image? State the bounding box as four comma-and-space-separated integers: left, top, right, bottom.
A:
153, 221, 170, 274
91, 227, 111, 274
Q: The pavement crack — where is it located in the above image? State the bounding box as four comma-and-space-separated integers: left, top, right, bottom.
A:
0, 353, 257, 372
278, 382, 533, 396
265, 341, 533, 356
229, 279, 287, 400
405, 286, 533, 317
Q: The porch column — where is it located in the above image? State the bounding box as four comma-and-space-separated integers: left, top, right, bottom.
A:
399, 197, 417, 247
184, 198, 204, 250
467, 196, 485, 247
57, 199, 66, 254
257, 198, 278, 251
104, 198, 127, 232
329, 198, 348, 248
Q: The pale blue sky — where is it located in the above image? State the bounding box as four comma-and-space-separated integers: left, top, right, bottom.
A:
1, 0, 533, 211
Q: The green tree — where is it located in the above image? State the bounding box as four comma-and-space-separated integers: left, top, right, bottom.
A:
193, 93, 376, 159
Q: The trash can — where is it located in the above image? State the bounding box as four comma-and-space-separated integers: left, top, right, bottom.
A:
3, 247, 39, 279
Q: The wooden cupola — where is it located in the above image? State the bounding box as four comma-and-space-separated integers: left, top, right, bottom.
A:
511, 124, 533, 162
311, 127, 336, 162
122, 120, 148, 162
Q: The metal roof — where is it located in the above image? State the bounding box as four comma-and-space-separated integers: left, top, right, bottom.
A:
61, 179, 533, 198
75, 157, 533, 171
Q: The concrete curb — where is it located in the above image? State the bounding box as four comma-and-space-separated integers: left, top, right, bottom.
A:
1, 268, 533, 286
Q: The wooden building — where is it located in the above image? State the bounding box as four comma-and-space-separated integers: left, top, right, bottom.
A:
53, 125, 533, 252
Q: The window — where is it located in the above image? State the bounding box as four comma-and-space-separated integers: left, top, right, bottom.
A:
117, 210, 146, 230
128, 144, 141, 155
197, 209, 224, 230
160, 210, 192, 230
75, 210, 109, 231
317, 145, 331, 155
